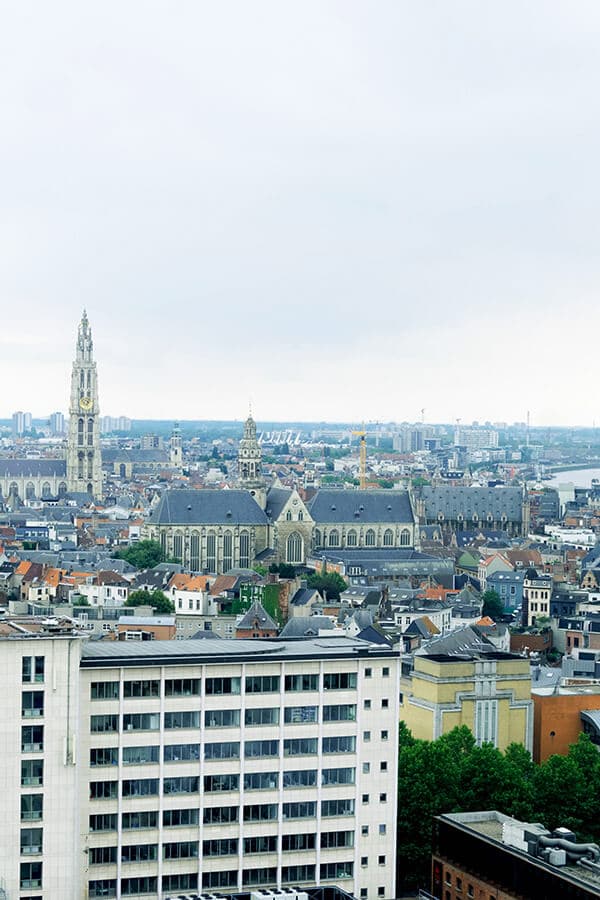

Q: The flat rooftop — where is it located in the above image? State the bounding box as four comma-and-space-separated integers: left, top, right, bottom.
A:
80, 635, 399, 667
441, 810, 600, 893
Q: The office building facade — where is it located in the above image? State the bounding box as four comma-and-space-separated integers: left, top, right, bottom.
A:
1, 633, 400, 899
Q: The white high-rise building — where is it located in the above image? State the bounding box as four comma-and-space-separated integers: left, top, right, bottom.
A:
12, 410, 25, 437
0, 632, 400, 899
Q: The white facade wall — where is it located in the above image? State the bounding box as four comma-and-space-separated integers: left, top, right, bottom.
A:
0, 636, 400, 899
0, 635, 82, 899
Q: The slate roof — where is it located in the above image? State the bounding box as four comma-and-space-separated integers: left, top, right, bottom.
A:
314, 548, 454, 579
148, 490, 268, 526
279, 616, 335, 638
102, 449, 169, 464
416, 624, 497, 657
290, 588, 320, 607
265, 487, 292, 521
307, 489, 414, 524
356, 624, 393, 646
0, 459, 67, 477
236, 601, 278, 632
422, 486, 524, 521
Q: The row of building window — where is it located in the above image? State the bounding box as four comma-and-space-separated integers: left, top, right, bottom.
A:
24, 723, 388, 756
166, 531, 252, 569
89, 862, 353, 897
90, 670, 372, 700
88, 830, 355, 865
89, 768, 356, 799
95, 704, 363, 733
314, 527, 411, 547
87, 798, 356, 829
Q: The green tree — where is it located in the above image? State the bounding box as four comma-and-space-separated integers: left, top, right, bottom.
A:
268, 563, 297, 579
307, 571, 347, 600
481, 589, 504, 619
115, 540, 166, 569
126, 589, 174, 614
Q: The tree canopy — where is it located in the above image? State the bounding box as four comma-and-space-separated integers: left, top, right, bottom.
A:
481, 588, 504, 619
115, 540, 166, 569
306, 570, 347, 600
397, 725, 600, 891
125, 588, 174, 614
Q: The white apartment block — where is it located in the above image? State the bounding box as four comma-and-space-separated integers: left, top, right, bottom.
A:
0, 634, 400, 900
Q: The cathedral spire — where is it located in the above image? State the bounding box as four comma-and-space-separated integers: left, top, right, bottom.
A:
66, 312, 102, 498
76, 309, 94, 362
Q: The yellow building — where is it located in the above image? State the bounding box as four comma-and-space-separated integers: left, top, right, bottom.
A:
402, 649, 533, 752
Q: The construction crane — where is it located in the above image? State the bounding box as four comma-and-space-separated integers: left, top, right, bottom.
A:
352, 428, 367, 489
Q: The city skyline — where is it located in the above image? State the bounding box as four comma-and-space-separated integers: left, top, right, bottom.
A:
2, 3, 600, 425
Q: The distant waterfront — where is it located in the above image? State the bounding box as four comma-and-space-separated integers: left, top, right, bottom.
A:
546, 467, 600, 488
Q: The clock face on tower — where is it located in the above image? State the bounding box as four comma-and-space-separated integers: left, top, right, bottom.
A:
79, 397, 93, 411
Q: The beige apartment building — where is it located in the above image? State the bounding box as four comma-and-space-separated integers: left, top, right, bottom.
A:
0, 632, 400, 900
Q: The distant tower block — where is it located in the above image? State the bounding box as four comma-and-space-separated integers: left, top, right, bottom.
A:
66, 311, 103, 498
170, 422, 183, 467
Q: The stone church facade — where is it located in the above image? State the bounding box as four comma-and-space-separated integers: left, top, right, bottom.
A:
143, 413, 417, 573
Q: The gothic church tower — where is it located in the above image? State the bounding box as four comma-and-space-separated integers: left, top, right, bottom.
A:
238, 411, 266, 508
170, 422, 183, 467
66, 311, 103, 497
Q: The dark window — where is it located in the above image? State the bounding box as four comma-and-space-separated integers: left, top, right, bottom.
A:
164, 678, 200, 696
91, 682, 119, 700
89, 846, 117, 865
121, 779, 159, 798
89, 781, 118, 800
89, 813, 118, 833
121, 844, 158, 862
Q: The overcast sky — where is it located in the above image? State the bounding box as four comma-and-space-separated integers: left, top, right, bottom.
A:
1, 2, 599, 426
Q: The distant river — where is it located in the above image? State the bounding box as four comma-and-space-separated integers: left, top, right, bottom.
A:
545, 468, 600, 488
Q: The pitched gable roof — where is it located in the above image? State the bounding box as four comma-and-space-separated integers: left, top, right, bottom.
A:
307, 489, 414, 524
148, 489, 268, 526
236, 601, 278, 632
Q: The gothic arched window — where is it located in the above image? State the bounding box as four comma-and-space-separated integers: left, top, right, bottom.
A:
314, 529, 321, 548
346, 529, 357, 547
41, 482, 51, 499
25, 482, 35, 500
286, 510, 292, 521
87, 418, 94, 446
328, 529, 340, 547
286, 532, 303, 564
400, 528, 411, 546
190, 533, 200, 571
239, 531, 250, 569
206, 534, 216, 572
58, 482, 67, 497
173, 533, 183, 562
365, 529, 376, 547
78, 418, 84, 446
223, 531, 233, 571
383, 528, 394, 546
